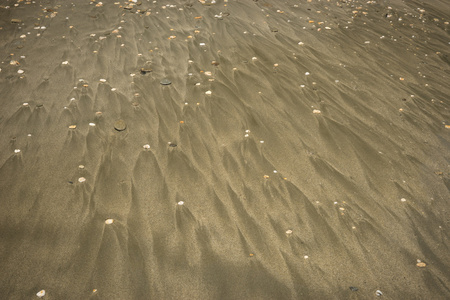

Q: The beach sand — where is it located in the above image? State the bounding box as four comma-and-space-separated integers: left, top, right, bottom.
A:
0, 0, 449, 298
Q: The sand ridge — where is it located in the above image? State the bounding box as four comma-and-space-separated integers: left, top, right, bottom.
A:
0, 0, 449, 299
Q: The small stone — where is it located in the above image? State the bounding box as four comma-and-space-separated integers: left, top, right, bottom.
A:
205, 90, 212, 95
349, 287, 359, 292
105, 219, 114, 224
14, 149, 21, 153
143, 144, 150, 149
313, 109, 321, 114
177, 201, 184, 205
78, 165, 85, 169
11, 19, 22, 23
169, 143, 177, 147
36, 290, 45, 298
401, 198, 407, 202
376, 290, 383, 296
17, 69, 24, 74
286, 229, 293, 234
114, 119, 127, 131
69, 125, 77, 129
416, 260, 426, 267
78, 177, 86, 183
160, 78, 172, 85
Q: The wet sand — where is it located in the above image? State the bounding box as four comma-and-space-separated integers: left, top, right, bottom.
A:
0, 0, 449, 299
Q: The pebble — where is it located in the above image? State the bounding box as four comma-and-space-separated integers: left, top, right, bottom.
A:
349, 287, 359, 292
11, 19, 22, 23
376, 290, 383, 296
36, 290, 45, 298
205, 90, 212, 95
105, 219, 114, 224
177, 201, 184, 205
286, 229, 293, 234
313, 109, 321, 114
78, 177, 86, 183
416, 260, 426, 267
143, 144, 150, 149
17, 69, 24, 74
114, 119, 127, 131
14, 149, 21, 153
69, 125, 77, 129
160, 78, 172, 85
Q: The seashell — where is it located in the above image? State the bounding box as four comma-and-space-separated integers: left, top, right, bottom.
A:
36, 290, 45, 298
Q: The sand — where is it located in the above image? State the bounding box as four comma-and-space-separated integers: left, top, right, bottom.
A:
0, 0, 449, 298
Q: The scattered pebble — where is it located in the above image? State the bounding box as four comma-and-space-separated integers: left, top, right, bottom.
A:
78, 177, 86, 183
69, 125, 77, 129
349, 287, 359, 292
14, 149, 21, 153
105, 219, 114, 224
89, 123, 96, 127
160, 78, 172, 85
143, 144, 150, 149
286, 229, 293, 234
17, 69, 24, 74
114, 120, 127, 131
36, 290, 45, 298
313, 109, 321, 114
205, 90, 212, 95
177, 201, 184, 205
376, 290, 383, 296
416, 260, 426, 267
401, 198, 407, 202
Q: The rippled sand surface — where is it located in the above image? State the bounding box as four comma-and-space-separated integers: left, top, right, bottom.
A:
0, 0, 449, 298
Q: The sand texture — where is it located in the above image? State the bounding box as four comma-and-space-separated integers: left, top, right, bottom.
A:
0, 0, 450, 299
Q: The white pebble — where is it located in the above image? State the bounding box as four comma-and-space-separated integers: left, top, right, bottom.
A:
99, 78, 106, 82
401, 198, 407, 202
105, 219, 114, 224
17, 69, 24, 74
78, 177, 86, 183
89, 123, 96, 126
177, 201, 184, 205
205, 90, 212, 95
36, 290, 46, 298
286, 229, 293, 234
23, 102, 29, 106
143, 144, 150, 149
304, 255, 309, 259
199, 43, 206, 46
260, 141, 264, 144
313, 109, 321, 114
14, 149, 21, 153
305, 72, 310, 75
62, 61, 69, 65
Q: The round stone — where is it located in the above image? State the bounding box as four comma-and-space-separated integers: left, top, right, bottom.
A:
114, 119, 127, 131
160, 78, 172, 85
